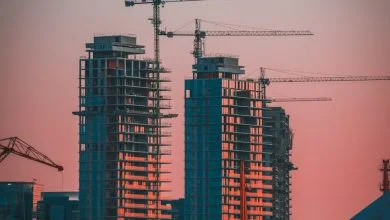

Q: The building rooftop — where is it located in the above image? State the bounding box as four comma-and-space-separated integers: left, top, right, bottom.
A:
86, 35, 145, 57
192, 56, 245, 80
41, 191, 79, 201
351, 192, 390, 220
0, 181, 37, 185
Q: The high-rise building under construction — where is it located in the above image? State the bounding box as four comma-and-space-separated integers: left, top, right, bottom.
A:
184, 56, 274, 219
263, 107, 294, 219
75, 35, 173, 219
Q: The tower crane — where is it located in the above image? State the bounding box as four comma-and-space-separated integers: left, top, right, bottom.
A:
124, 1, 201, 217
160, 18, 313, 59
261, 67, 390, 84
258, 67, 390, 100
0, 137, 63, 171
124, 0, 202, 65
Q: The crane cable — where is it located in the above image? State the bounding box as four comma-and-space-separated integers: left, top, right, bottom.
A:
170, 19, 194, 32
169, 18, 275, 33
201, 19, 273, 31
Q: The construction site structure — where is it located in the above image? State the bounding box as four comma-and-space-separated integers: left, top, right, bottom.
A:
263, 107, 295, 219
160, 18, 313, 60
239, 106, 296, 220
0, 137, 63, 171
185, 56, 273, 219
380, 159, 390, 193
74, 35, 175, 219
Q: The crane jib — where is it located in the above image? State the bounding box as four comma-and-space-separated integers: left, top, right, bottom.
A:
268, 76, 390, 83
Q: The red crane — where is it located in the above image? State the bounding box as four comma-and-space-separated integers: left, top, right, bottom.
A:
240, 160, 248, 220
0, 137, 63, 171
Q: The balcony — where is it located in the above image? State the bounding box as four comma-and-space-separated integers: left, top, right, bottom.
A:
122, 174, 171, 182
121, 156, 171, 164
122, 203, 171, 210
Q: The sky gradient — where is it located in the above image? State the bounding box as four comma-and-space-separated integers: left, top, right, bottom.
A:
1, 0, 390, 219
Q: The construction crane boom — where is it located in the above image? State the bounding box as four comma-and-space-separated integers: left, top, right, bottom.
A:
163, 30, 313, 37
270, 97, 332, 102
160, 18, 313, 58
0, 137, 63, 171
259, 67, 390, 85
257, 67, 390, 106
125, 0, 201, 5
268, 75, 390, 83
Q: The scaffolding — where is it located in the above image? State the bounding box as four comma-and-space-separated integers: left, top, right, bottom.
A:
74, 35, 174, 219
263, 107, 295, 219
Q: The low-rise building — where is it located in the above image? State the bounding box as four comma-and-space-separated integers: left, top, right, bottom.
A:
37, 191, 79, 220
0, 181, 43, 220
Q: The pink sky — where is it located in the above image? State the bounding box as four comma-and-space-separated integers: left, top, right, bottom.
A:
1, 0, 390, 219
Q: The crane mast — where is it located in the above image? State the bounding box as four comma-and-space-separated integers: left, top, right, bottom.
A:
125, 1, 202, 63
124, 1, 201, 218
0, 137, 63, 171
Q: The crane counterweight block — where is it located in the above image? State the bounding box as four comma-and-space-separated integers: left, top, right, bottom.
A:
0, 137, 64, 171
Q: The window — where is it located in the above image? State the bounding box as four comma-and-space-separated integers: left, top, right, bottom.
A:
185, 89, 191, 98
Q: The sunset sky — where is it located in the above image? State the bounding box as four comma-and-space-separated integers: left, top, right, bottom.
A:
1, 0, 390, 219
